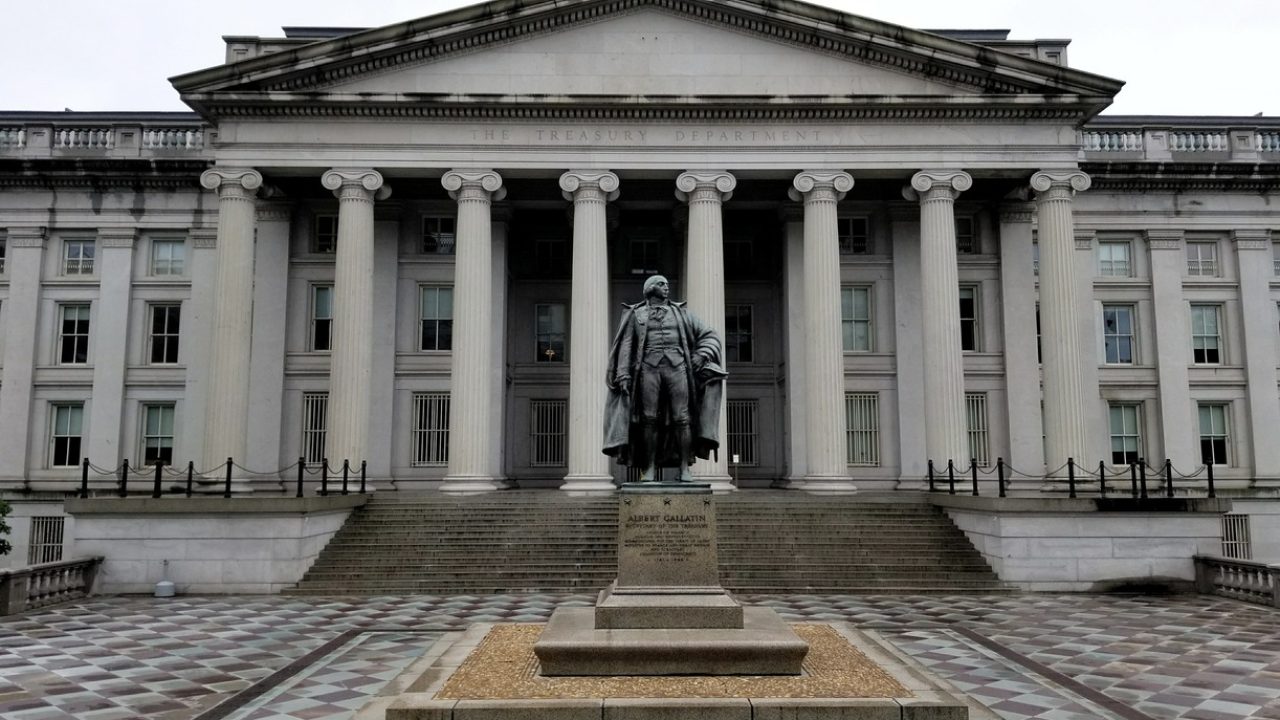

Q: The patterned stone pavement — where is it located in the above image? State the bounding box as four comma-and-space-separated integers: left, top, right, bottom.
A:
0, 593, 1277, 720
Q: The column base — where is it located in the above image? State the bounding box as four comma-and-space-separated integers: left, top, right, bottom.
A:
440, 475, 504, 495
560, 475, 617, 495
895, 477, 929, 492
697, 474, 737, 493
774, 475, 804, 490
802, 475, 858, 495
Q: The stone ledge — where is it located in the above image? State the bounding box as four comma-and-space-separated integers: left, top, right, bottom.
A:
64, 495, 369, 515
929, 493, 1231, 514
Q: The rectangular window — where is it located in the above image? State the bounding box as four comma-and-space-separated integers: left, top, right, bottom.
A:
0, 234, 7, 273
845, 393, 880, 467
1102, 304, 1135, 364
1190, 304, 1222, 364
966, 393, 990, 466
955, 217, 977, 254
1221, 513, 1252, 560
839, 217, 871, 255
27, 517, 65, 565
148, 304, 181, 364
627, 235, 660, 275
63, 239, 95, 275
959, 286, 979, 351
419, 286, 453, 351
1108, 403, 1142, 465
725, 305, 753, 363
301, 392, 328, 464
314, 215, 338, 253
1035, 305, 1042, 363
150, 239, 185, 275
310, 285, 333, 352
50, 404, 83, 468
1031, 242, 1039, 275
1098, 241, 1132, 277
58, 304, 90, 364
422, 215, 456, 255
726, 399, 758, 467
1186, 241, 1218, 277
411, 392, 450, 467
1199, 403, 1230, 466
841, 287, 872, 352
141, 404, 175, 466
1273, 243, 1280, 277
530, 399, 567, 467
535, 303, 567, 363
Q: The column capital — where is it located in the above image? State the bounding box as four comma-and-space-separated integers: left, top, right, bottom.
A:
200, 168, 263, 196
1030, 170, 1091, 197
6, 226, 47, 248
675, 171, 736, 203
443, 170, 506, 202
559, 170, 620, 202
1231, 228, 1272, 250
1144, 228, 1185, 250
909, 170, 972, 196
322, 169, 391, 201
789, 171, 853, 203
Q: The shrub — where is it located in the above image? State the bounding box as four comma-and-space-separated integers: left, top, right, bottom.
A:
0, 498, 11, 557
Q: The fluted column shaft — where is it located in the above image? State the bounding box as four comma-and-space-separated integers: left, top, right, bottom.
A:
442, 171, 506, 493
561, 171, 620, 493
200, 168, 262, 470
677, 171, 736, 489
1033, 171, 1092, 470
790, 172, 856, 492
321, 169, 388, 472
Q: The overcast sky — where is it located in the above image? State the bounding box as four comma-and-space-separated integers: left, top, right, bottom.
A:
2, 0, 1275, 117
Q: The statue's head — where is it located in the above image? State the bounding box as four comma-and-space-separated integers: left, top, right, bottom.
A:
643, 275, 670, 299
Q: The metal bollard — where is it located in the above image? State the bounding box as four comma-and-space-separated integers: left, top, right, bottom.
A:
119, 459, 130, 498
296, 458, 305, 498
1164, 458, 1174, 498
360, 461, 367, 494
1206, 463, 1216, 498
1098, 461, 1107, 499
186, 461, 194, 498
224, 457, 233, 499
1067, 457, 1076, 499
1129, 462, 1138, 498
152, 461, 163, 499
1139, 458, 1149, 499
927, 460, 936, 492
80, 458, 89, 499
341, 460, 349, 496
320, 459, 329, 497
947, 460, 956, 495
996, 458, 1006, 498
970, 458, 979, 497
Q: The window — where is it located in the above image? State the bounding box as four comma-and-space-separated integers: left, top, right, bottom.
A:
1108, 403, 1142, 465
535, 303, 566, 363
310, 286, 333, 352
1031, 242, 1039, 275
411, 392, 450, 467
1035, 305, 1042, 363
301, 393, 328, 464
841, 287, 872, 352
627, 235, 660, 275
1221, 514, 1252, 560
141, 404, 175, 466
419, 286, 453, 351
1102, 305, 1135, 364
1273, 243, 1280, 277
422, 216, 456, 255
58, 304, 90, 364
1190, 304, 1222, 364
726, 399, 758, 467
314, 215, 338, 253
959, 286, 979, 351
50, 404, 83, 468
150, 239, 185, 275
1186, 241, 1218, 277
966, 393, 990, 466
148, 304, 181, 364
1198, 403, 1230, 466
530, 399, 567, 467
839, 217, 870, 254
0, 234, 6, 273
845, 393, 880, 466
1098, 241, 1132, 277
63, 239, 95, 275
725, 305, 753, 363
955, 217, 977, 254
27, 517, 65, 565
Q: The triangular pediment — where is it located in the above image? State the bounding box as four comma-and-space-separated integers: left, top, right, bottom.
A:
172, 0, 1123, 121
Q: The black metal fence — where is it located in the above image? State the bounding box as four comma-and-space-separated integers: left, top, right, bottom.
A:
73, 457, 368, 499
926, 457, 1217, 499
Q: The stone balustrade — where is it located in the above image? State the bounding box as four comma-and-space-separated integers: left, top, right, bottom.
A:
1194, 555, 1280, 608
1081, 121, 1280, 162
1080, 129, 1143, 153
0, 557, 103, 616
142, 127, 204, 150
0, 115, 209, 159
0, 127, 24, 148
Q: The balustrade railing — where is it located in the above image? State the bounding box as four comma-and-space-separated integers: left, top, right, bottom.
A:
0, 127, 25, 148
1080, 129, 1143, 153
143, 128, 203, 150
0, 116, 209, 158
54, 127, 114, 149
1258, 131, 1280, 153
1081, 122, 1280, 162
1168, 130, 1229, 153
1194, 556, 1280, 608
0, 557, 102, 616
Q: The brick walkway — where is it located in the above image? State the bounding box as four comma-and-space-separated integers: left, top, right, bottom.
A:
0, 594, 1276, 719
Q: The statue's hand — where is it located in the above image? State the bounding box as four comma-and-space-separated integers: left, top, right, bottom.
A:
615, 375, 631, 393
693, 354, 707, 371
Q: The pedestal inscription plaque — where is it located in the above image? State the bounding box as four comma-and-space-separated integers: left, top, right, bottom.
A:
616, 487, 718, 588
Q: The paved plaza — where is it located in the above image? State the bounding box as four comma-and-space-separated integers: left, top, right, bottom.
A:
0, 593, 1277, 720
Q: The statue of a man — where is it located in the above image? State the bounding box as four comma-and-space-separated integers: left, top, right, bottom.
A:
603, 275, 726, 482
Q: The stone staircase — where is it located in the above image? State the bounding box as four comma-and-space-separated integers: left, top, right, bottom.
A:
285, 491, 1006, 595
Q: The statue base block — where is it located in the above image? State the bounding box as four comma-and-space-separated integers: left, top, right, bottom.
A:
595, 581, 743, 629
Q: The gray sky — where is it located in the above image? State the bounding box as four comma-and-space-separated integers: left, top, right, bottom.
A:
3, 0, 1275, 117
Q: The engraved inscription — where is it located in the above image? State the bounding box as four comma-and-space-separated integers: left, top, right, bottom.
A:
468, 126, 824, 146
616, 493, 720, 587
622, 512, 711, 564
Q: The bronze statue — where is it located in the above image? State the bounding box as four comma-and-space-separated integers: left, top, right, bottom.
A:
603, 275, 726, 481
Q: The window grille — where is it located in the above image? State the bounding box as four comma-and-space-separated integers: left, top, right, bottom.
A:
58, 304, 91, 364
314, 215, 338, 253
530, 400, 567, 467
1273, 243, 1280, 276
1221, 513, 1252, 559
839, 217, 870, 254
142, 404, 176, 466
419, 286, 453, 351
149, 304, 181, 364
726, 399, 758, 467
27, 517, 65, 565
50, 404, 83, 468
0, 233, 6, 273
1098, 241, 1132, 277
955, 217, 977, 254
412, 392, 450, 467
1186, 242, 1218, 276
301, 393, 328, 464
422, 215, 456, 254
841, 287, 872, 352
966, 393, 990, 467
959, 286, 979, 351
844, 393, 880, 467
535, 303, 567, 363
1031, 242, 1039, 275
1198, 403, 1229, 466
1102, 305, 1135, 364
311, 286, 333, 352
151, 239, 185, 275
1190, 304, 1222, 364
63, 239, 95, 275
1108, 403, 1142, 465
725, 305, 753, 363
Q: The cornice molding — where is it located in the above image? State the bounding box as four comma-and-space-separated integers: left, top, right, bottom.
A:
190, 228, 218, 249
1231, 228, 1272, 249
1144, 229, 1184, 250
6, 227, 47, 248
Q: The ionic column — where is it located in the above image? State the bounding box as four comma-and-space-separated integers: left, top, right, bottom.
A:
1032, 171, 1092, 472
1146, 230, 1195, 473
676, 171, 736, 491
442, 170, 506, 494
781, 208, 808, 487
560, 171, 620, 494
790, 171, 857, 493
909, 171, 972, 471
86, 228, 137, 470
997, 205, 1046, 480
1232, 229, 1280, 484
320, 170, 390, 483
0, 228, 46, 486
199, 168, 262, 477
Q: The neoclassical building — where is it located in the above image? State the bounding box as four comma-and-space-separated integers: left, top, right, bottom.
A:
2, 0, 1279, 510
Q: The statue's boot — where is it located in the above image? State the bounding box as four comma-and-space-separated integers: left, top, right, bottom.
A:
676, 423, 694, 482
640, 424, 659, 482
